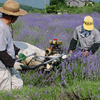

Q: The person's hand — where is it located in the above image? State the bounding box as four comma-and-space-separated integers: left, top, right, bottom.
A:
85, 51, 89, 57
69, 50, 73, 55
18, 53, 26, 61
62, 54, 71, 59
62, 55, 67, 59
14, 62, 23, 70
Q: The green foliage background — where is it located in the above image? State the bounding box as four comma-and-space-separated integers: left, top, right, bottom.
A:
0, 1, 100, 14
46, 1, 100, 14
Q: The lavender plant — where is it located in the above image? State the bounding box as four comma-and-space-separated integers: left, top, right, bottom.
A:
0, 12, 100, 100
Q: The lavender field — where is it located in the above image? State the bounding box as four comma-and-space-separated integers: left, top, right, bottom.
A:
1, 12, 100, 99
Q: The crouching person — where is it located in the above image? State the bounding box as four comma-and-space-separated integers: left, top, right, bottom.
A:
0, 0, 27, 90
68, 16, 100, 57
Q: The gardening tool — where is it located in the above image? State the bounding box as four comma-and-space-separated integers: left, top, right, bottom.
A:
16, 52, 36, 62
45, 39, 63, 56
20, 53, 65, 70
15, 39, 69, 71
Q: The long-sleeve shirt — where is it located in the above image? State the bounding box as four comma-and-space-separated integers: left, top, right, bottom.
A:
0, 19, 20, 70
69, 25, 100, 54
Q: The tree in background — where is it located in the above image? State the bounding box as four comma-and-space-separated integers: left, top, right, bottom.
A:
46, 0, 67, 14
50, 0, 65, 5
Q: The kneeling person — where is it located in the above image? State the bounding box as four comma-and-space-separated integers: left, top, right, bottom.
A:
68, 16, 100, 57
0, 0, 27, 90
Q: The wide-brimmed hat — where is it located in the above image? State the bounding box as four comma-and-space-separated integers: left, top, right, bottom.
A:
0, 0, 27, 16
83, 16, 94, 31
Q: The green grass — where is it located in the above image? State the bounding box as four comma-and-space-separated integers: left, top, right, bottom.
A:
67, 80, 100, 100
0, 85, 64, 100
1, 80, 100, 100
0, 69, 100, 100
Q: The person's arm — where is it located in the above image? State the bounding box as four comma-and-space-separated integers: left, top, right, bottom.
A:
68, 27, 78, 55
0, 29, 15, 68
0, 50, 16, 68
69, 38, 77, 51
88, 29, 100, 54
68, 38, 77, 55
88, 43, 100, 54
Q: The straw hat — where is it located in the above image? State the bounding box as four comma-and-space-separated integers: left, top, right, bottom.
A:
83, 16, 94, 31
0, 0, 27, 16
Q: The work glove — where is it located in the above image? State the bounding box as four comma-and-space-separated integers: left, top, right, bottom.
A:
14, 62, 24, 70
18, 53, 26, 61
62, 54, 71, 59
